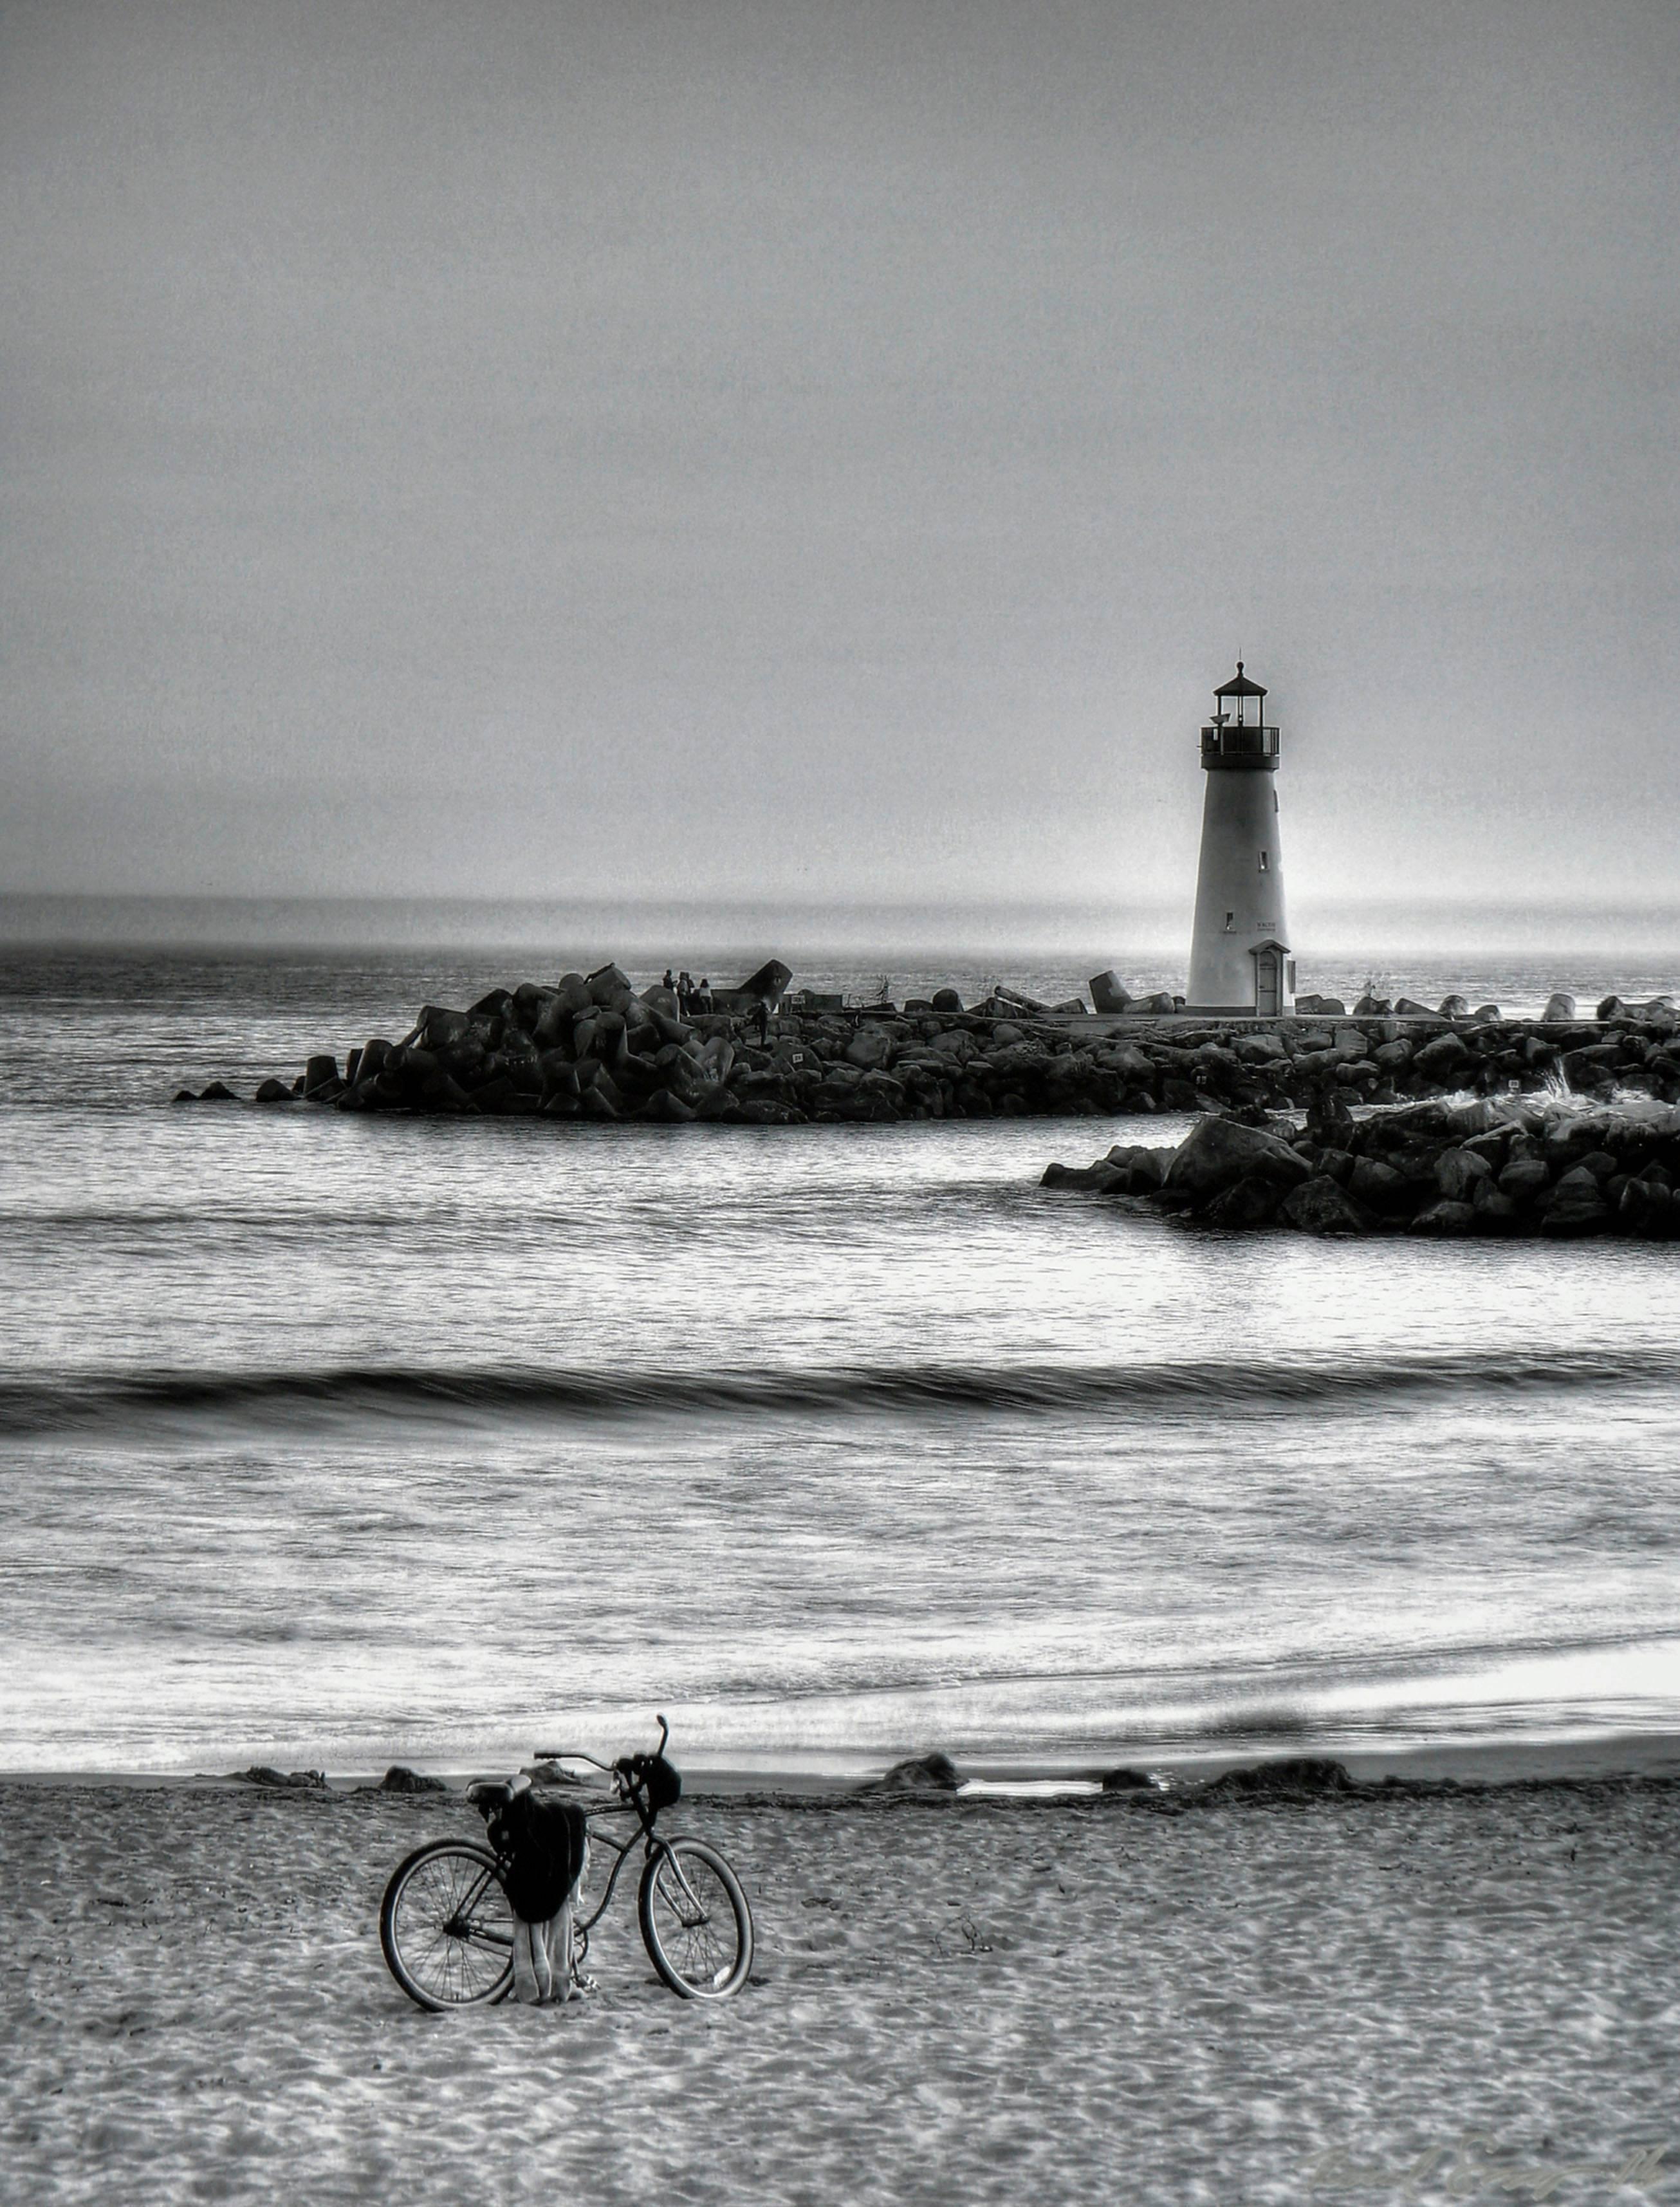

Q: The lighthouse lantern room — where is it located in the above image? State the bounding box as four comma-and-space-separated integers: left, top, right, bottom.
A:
1186, 662, 1293, 1015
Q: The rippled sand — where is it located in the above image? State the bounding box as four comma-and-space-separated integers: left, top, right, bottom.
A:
4, 1778, 1677, 2204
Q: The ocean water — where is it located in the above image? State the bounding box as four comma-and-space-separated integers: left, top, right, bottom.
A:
2, 926, 1679, 1777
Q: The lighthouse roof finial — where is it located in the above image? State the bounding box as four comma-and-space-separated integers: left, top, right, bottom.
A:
1214, 660, 1268, 701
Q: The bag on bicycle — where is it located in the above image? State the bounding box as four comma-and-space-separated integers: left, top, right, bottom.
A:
641, 1755, 681, 1813
485, 1787, 589, 1922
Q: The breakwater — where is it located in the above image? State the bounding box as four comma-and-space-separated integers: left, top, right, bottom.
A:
1045, 1096, 1680, 1239
172, 963, 1680, 1124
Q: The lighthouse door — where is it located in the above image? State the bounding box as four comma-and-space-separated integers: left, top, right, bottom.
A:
1253, 946, 1281, 1018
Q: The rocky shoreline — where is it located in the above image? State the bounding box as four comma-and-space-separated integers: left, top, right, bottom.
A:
1044, 1094, 1680, 1239
172, 961, 1680, 1126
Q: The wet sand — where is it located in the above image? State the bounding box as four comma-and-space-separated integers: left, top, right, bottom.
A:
4, 1776, 1677, 2205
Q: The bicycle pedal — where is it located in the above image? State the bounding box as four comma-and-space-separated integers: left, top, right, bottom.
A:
571, 1972, 600, 1995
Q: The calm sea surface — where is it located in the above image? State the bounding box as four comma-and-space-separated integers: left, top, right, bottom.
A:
3, 930, 1679, 1775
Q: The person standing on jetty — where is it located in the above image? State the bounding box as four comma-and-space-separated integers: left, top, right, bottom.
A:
676, 970, 693, 1015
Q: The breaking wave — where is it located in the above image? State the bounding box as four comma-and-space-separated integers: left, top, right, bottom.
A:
3, 1347, 1675, 1438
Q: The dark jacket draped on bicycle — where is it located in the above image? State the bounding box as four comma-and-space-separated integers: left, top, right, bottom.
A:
483, 1787, 589, 1921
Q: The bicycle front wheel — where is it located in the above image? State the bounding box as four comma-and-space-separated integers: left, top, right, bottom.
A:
638, 1838, 753, 1999
380, 1840, 514, 2011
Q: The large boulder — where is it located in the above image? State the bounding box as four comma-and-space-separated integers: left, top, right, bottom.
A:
859, 1751, 963, 1795
1498, 1156, 1553, 1204
1163, 1117, 1313, 1202
532, 995, 573, 1049
418, 1006, 471, 1050
737, 959, 793, 1003
1279, 1177, 1372, 1235
1088, 970, 1132, 1014
1191, 1042, 1242, 1082
1101, 1042, 1157, 1083
1042, 1159, 1127, 1192
1201, 1758, 1355, 1802
1542, 992, 1577, 1022
1470, 1183, 1521, 1232
1434, 1146, 1493, 1202
1621, 1178, 1677, 1238
1540, 1187, 1612, 1237
1408, 1199, 1478, 1236
538, 1053, 582, 1098
511, 981, 554, 1028
926, 1029, 974, 1066
377, 1766, 450, 1794
1290, 1048, 1340, 1081
1413, 1033, 1472, 1081
845, 1028, 894, 1070
647, 1008, 699, 1051
1105, 1145, 1170, 1190
586, 963, 632, 1007
1347, 1156, 1408, 1213
930, 988, 964, 1015
988, 1041, 1051, 1079
1098, 1767, 1158, 1793
644, 1088, 697, 1122
1201, 1174, 1281, 1228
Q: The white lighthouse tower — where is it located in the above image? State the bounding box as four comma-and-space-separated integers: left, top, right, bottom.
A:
1186, 662, 1293, 1016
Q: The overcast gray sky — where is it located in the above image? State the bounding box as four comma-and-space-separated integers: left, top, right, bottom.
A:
3, 0, 1675, 910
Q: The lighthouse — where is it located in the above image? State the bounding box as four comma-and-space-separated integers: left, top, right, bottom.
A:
1186, 663, 1293, 1017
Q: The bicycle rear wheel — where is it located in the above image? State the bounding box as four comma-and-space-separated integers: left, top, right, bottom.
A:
380, 1840, 514, 2011
638, 1838, 753, 1999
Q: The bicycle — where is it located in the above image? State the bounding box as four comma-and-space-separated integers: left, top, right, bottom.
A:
378, 1717, 753, 2011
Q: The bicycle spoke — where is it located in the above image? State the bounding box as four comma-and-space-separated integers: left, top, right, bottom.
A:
384, 1843, 515, 2008
651, 1854, 736, 1990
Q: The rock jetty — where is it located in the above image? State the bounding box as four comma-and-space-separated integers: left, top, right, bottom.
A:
1043, 1095, 1680, 1239
174, 965, 1680, 1127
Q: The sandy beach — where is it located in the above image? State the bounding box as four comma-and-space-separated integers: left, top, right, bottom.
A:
4, 1771, 1677, 2206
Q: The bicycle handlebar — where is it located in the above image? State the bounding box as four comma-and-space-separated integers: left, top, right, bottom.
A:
532, 1716, 672, 1784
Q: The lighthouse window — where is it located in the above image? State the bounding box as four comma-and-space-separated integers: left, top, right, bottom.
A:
1259, 851, 1269, 873
1224, 911, 1235, 932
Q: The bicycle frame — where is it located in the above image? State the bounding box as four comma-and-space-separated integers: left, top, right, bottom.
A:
457, 1724, 711, 1948
439, 1798, 645, 1962
531, 1739, 712, 1928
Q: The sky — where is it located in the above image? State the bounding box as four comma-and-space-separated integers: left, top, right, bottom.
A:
2, 0, 1675, 915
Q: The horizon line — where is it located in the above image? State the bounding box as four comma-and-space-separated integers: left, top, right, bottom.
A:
7, 890, 1680, 918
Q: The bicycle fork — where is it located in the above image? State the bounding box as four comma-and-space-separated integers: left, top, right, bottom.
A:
651, 1843, 710, 1926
